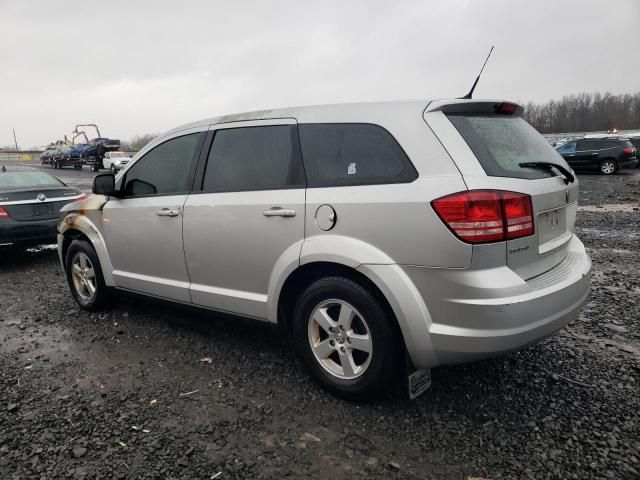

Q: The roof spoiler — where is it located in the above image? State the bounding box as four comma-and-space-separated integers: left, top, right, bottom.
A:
424, 99, 524, 116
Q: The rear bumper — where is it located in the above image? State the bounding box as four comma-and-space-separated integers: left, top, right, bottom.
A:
619, 158, 638, 169
363, 236, 591, 369
0, 218, 59, 247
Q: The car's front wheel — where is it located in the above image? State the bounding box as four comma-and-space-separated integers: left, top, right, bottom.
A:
110, 164, 116, 174
292, 277, 400, 401
600, 159, 617, 175
65, 239, 110, 311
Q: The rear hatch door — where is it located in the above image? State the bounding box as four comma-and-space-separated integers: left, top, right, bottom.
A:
424, 100, 577, 280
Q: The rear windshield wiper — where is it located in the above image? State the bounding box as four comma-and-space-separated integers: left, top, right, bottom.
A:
518, 162, 575, 185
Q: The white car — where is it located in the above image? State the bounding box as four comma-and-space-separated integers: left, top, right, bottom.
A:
102, 152, 133, 173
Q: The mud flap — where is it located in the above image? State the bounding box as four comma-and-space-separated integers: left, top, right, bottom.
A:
405, 353, 431, 400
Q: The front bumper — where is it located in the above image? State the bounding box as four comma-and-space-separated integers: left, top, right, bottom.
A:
0, 217, 59, 247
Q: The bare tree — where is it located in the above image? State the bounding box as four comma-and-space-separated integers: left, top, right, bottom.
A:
523, 92, 640, 133
120, 133, 159, 152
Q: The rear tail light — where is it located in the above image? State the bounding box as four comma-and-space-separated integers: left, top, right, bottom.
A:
0, 206, 10, 219
77, 194, 89, 201
495, 102, 518, 115
623, 147, 635, 157
432, 190, 534, 244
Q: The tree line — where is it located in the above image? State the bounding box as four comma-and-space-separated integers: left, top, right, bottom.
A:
523, 92, 640, 134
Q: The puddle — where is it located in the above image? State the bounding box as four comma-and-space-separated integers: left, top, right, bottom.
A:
1, 323, 72, 358
575, 226, 640, 239
578, 204, 639, 213
25, 244, 58, 253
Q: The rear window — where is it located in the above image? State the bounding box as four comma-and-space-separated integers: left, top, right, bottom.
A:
447, 114, 571, 180
298, 123, 417, 187
557, 142, 576, 154
0, 171, 64, 189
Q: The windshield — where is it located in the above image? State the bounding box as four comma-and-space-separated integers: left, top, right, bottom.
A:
447, 114, 572, 180
0, 171, 65, 189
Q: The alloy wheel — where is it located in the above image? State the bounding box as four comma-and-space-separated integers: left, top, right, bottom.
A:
71, 252, 97, 301
601, 161, 616, 175
307, 299, 373, 380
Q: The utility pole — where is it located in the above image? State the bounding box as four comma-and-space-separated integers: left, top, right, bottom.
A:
12, 129, 19, 152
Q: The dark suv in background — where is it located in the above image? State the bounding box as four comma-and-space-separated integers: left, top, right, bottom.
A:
629, 136, 640, 167
556, 137, 637, 174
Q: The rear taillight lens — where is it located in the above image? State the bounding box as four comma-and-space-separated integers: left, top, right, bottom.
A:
623, 147, 635, 157
432, 190, 534, 244
0, 206, 10, 219
77, 194, 89, 201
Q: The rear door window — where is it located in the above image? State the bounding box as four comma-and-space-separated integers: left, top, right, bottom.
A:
447, 114, 571, 179
202, 125, 306, 192
576, 140, 594, 151
298, 123, 417, 187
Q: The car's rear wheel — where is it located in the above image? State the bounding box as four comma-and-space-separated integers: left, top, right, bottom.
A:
600, 159, 617, 175
65, 239, 110, 311
292, 277, 400, 401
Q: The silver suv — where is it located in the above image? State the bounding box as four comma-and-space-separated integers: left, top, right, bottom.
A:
58, 99, 592, 401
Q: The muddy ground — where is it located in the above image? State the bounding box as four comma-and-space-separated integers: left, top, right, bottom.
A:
1, 168, 639, 479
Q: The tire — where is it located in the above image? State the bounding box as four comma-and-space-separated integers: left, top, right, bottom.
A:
600, 159, 617, 175
292, 276, 400, 401
110, 164, 116, 174
65, 239, 110, 311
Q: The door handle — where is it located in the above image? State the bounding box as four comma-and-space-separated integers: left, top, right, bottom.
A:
156, 208, 179, 217
263, 208, 296, 218
591, 153, 599, 156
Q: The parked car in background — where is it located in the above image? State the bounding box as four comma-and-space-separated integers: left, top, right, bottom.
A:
51, 143, 73, 168
0, 166, 86, 248
58, 99, 591, 401
40, 147, 56, 164
84, 138, 121, 169
628, 134, 640, 167
556, 137, 637, 174
69, 143, 91, 161
102, 151, 134, 173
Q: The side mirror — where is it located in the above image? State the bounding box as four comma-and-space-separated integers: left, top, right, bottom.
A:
92, 173, 116, 195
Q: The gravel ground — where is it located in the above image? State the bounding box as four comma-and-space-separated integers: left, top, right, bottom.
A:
1, 170, 639, 480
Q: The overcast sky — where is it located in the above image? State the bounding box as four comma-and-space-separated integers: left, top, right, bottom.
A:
1, 0, 639, 148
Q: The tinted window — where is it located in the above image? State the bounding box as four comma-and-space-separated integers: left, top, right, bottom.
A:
298, 123, 416, 187
123, 133, 203, 196
447, 114, 571, 180
576, 140, 595, 151
202, 125, 305, 192
557, 142, 576, 154
578, 140, 617, 150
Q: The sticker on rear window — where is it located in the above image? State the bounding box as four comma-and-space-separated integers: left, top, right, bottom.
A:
347, 162, 357, 175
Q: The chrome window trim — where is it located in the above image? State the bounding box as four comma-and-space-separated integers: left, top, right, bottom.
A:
0, 193, 85, 206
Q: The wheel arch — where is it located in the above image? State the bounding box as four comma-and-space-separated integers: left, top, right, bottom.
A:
59, 213, 115, 286
276, 261, 400, 339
